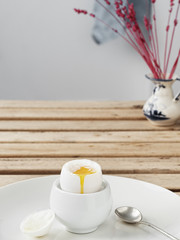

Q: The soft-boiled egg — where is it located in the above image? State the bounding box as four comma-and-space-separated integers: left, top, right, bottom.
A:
60, 159, 102, 194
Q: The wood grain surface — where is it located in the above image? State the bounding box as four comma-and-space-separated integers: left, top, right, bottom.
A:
0, 101, 180, 197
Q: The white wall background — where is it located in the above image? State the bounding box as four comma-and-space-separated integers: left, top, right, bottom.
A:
0, 0, 179, 100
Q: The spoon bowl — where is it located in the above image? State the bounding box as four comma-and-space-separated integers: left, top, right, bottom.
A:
115, 206, 142, 223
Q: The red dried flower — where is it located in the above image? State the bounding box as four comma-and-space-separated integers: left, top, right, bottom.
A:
126, 22, 131, 29
132, 24, 137, 32
116, 9, 125, 18
112, 28, 118, 33
166, 25, 170, 31
122, 6, 127, 15
144, 16, 149, 31
127, 3, 136, 23
140, 37, 145, 43
90, 13, 95, 18
170, 0, 174, 6
114, 0, 123, 7
174, 19, 178, 26
115, 2, 119, 9
104, 0, 110, 5
74, 8, 88, 15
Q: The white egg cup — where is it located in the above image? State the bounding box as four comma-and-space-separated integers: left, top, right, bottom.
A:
50, 178, 112, 234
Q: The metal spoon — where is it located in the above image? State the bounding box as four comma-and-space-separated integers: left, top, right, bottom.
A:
115, 206, 179, 240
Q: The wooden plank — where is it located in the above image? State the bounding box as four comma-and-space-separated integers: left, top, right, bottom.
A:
1, 157, 180, 174
1, 174, 180, 191
0, 120, 179, 131
0, 143, 179, 157
116, 174, 180, 191
0, 109, 145, 120
0, 100, 144, 109
0, 131, 179, 143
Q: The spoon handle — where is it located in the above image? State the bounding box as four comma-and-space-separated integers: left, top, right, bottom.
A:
141, 221, 179, 240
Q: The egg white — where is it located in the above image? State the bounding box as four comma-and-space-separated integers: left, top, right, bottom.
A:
60, 159, 102, 194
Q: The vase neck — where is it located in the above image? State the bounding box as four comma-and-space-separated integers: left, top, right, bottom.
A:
152, 79, 174, 87
152, 80, 174, 98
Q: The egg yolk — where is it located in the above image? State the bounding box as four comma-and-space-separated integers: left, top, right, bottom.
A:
73, 166, 96, 194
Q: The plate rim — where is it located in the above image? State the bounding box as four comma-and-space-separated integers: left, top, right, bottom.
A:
0, 174, 179, 200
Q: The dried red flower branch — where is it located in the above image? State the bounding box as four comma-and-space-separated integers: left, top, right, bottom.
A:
164, 0, 174, 74
152, 3, 160, 69
74, 0, 180, 79
169, 49, 180, 78
164, 1, 180, 77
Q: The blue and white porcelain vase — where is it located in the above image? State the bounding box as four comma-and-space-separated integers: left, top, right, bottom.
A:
143, 74, 180, 126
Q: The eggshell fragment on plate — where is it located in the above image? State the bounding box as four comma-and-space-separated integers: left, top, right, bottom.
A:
20, 209, 55, 237
60, 159, 103, 194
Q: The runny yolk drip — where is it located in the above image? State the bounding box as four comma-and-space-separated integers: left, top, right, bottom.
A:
73, 166, 96, 194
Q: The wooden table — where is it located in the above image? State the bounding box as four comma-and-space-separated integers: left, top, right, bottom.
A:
0, 100, 180, 196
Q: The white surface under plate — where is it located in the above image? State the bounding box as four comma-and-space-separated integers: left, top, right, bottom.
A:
1, 175, 180, 240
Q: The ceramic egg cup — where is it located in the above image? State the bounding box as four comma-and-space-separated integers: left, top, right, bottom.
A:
50, 178, 112, 234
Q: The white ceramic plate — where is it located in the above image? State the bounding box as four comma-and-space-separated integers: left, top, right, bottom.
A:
1, 175, 180, 240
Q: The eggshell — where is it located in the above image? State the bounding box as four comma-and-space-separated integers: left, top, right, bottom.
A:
20, 209, 55, 237
60, 159, 102, 194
